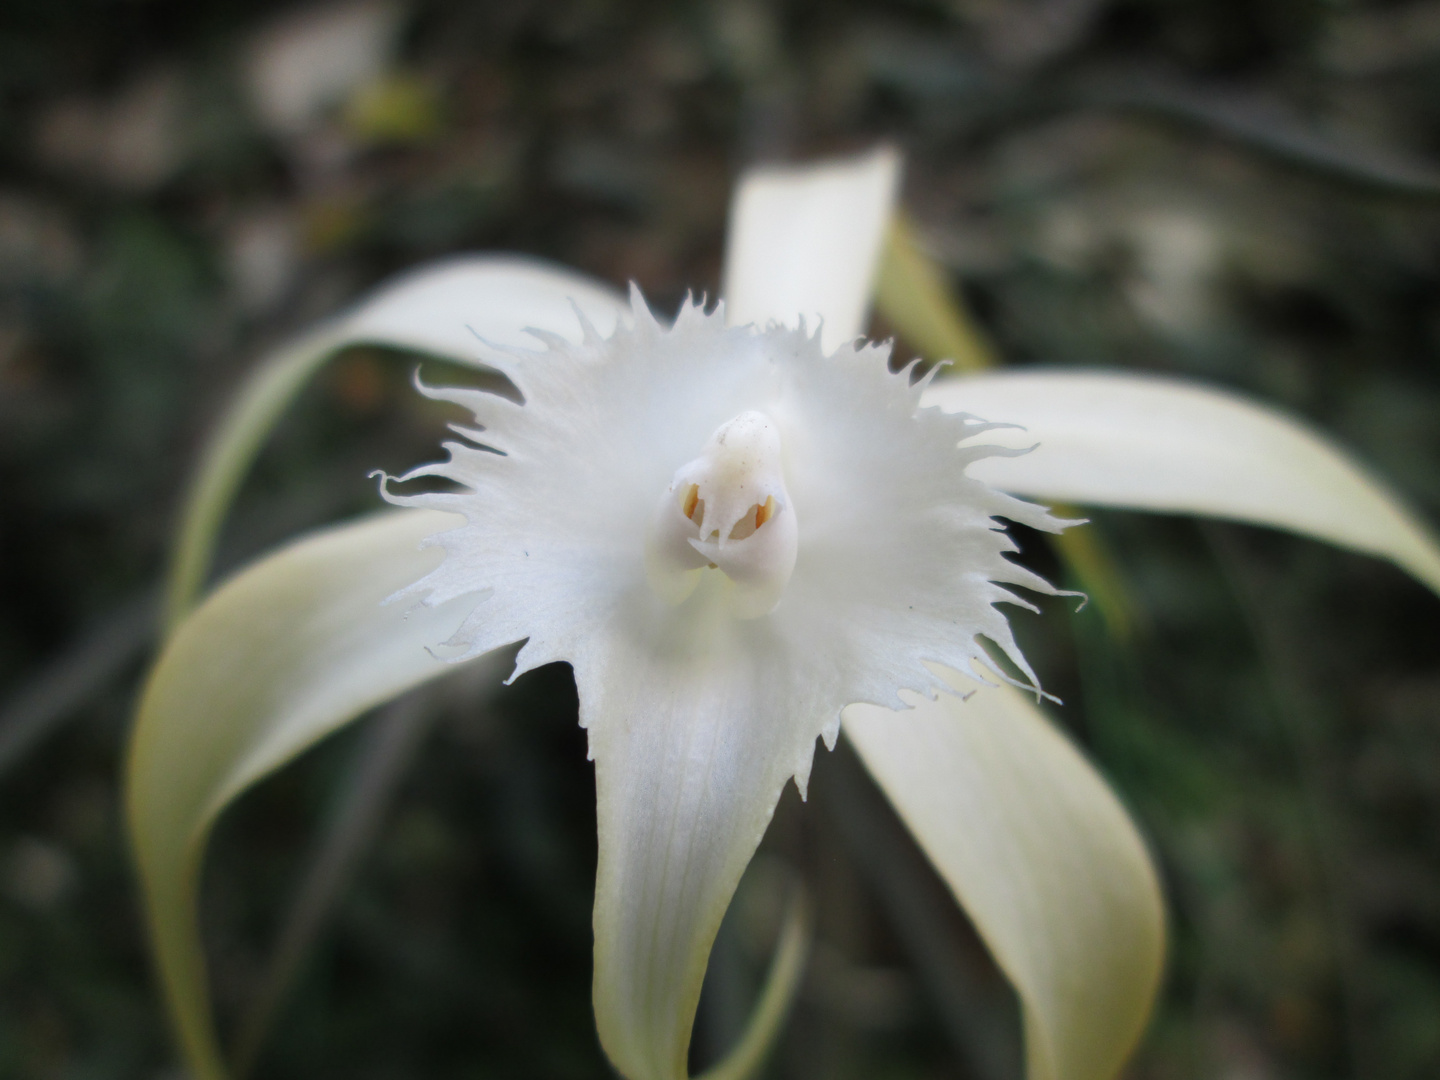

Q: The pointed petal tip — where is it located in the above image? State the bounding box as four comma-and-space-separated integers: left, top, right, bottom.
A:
927, 369, 1440, 599
844, 676, 1165, 1080
722, 146, 902, 351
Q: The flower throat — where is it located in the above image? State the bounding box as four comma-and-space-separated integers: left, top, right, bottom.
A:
645, 411, 798, 618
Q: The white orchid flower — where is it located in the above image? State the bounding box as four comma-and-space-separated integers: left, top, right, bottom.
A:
126, 148, 1440, 1080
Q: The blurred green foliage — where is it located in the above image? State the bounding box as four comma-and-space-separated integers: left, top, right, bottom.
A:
2, 1, 1439, 1078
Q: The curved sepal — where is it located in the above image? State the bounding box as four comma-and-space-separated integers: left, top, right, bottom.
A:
127, 510, 483, 1080
924, 370, 1440, 595
584, 578, 830, 1080
166, 257, 626, 627
722, 147, 900, 353
843, 671, 1165, 1080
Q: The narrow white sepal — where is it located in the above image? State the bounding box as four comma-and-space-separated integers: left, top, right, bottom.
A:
128, 510, 489, 1080
723, 147, 901, 352
845, 668, 1165, 1080
926, 369, 1440, 595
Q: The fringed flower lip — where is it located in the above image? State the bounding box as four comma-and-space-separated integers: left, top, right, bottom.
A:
125, 145, 1440, 1080
370, 290, 1080, 1077
375, 289, 1073, 706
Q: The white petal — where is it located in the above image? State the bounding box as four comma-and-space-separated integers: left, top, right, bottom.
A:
722, 147, 900, 353
166, 255, 626, 625
127, 510, 482, 1080
386, 299, 1074, 1077
843, 672, 1165, 1080
925, 369, 1440, 595
584, 575, 831, 1080
342, 253, 628, 358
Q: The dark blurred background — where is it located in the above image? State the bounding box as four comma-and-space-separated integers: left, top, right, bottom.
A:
3, 1, 1440, 1078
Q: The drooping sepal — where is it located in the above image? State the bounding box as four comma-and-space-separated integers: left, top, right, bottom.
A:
128, 511, 490, 1080
927, 370, 1440, 597
845, 669, 1166, 1080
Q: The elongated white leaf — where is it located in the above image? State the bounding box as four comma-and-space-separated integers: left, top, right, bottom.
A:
166, 256, 626, 627
722, 147, 900, 353
127, 510, 482, 1080
924, 370, 1440, 595
843, 671, 1165, 1080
